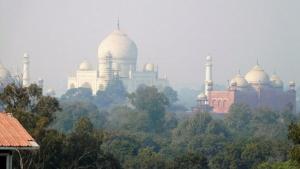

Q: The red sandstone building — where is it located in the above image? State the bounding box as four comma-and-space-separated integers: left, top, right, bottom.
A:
195, 57, 296, 114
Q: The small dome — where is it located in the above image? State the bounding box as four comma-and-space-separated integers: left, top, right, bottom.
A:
270, 74, 283, 88
230, 74, 249, 88
144, 63, 155, 72
98, 30, 137, 60
289, 81, 296, 86
79, 61, 93, 71
0, 64, 12, 85
197, 92, 207, 100
245, 65, 270, 85
206, 55, 212, 61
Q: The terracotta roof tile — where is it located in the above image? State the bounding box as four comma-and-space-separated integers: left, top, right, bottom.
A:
0, 112, 39, 149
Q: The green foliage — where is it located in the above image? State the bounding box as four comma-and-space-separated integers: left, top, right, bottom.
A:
102, 135, 140, 163
61, 87, 93, 102
170, 152, 209, 169
0, 84, 121, 169
61, 79, 127, 109
95, 79, 127, 108
129, 86, 169, 132
288, 122, 300, 165
225, 104, 252, 135
163, 86, 178, 104
250, 108, 288, 140
2, 84, 300, 169
124, 148, 167, 169
107, 106, 150, 132
52, 101, 107, 132
257, 160, 300, 169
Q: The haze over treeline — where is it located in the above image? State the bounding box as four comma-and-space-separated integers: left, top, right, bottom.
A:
1, 82, 300, 168
1, 0, 300, 95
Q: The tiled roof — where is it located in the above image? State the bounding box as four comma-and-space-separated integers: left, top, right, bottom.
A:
0, 112, 39, 149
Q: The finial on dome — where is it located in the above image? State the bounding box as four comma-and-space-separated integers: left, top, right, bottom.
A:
256, 57, 259, 65
238, 69, 241, 75
117, 17, 120, 30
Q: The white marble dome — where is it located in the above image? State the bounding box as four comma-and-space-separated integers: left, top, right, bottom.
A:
230, 74, 249, 88
270, 74, 283, 88
98, 30, 137, 61
0, 64, 12, 85
245, 65, 270, 85
79, 60, 93, 71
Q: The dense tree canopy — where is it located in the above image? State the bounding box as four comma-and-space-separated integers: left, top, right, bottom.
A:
1, 83, 299, 169
129, 86, 169, 133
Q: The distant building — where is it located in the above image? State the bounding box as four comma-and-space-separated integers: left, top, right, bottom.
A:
194, 57, 296, 113
68, 24, 169, 94
0, 112, 39, 169
0, 53, 47, 93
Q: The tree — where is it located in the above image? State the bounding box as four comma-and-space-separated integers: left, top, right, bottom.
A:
170, 152, 209, 169
129, 86, 169, 132
288, 122, 300, 164
173, 112, 213, 143
61, 87, 93, 102
52, 101, 107, 132
257, 161, 299, 169
163, 86, 178, 104
0, 83, 60, 132
1, 84, 121, 169
107, 106, 150, 132
124, 148, 167, 169
101, 135, 140, 164
63, 117, 121, 169
250, 108, 286, 139
225, 104, 252, 135
241, 142, 271, 168
94, 79, 127, 108
0, 84, 65, 168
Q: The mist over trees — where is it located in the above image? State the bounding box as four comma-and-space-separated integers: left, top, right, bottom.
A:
0, 82, 300, 169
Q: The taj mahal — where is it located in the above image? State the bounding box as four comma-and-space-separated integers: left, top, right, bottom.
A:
68, 24, 169, 94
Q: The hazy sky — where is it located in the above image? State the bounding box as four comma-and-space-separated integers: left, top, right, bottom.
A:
0, 0, 299, 95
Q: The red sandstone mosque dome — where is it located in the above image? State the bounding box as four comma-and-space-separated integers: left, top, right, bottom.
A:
245, 65, 270, 85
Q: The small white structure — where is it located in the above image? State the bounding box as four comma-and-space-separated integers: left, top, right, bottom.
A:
204, 56, 213, 96
22, 53, 30, 87
68, 26, 169, 94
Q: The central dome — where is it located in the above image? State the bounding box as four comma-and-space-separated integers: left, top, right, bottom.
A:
98, 29, 138, 78
245, 65, 270, 85
98, 30, 137, 61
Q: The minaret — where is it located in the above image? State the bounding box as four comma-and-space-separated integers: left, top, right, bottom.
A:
23, 53, 30, 87
204, 56, 213, 96
129, 65, 133, 79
